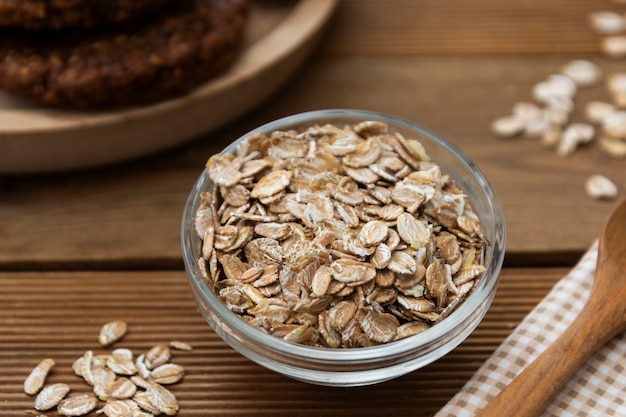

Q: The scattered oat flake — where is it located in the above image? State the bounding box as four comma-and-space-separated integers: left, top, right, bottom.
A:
98, 320, 127, 346
602, 36, 626, 58
557, 123, 595, 158
170, 340, 192, 351
109, 377, 137, 400
602, 111, 626, 139
599, 137, 626, 158
151, 363, 185, 385
532, 74, 577, 103
135, 353, 151, 380
145, 344, 171, 370
34, 383, 71, 411
133, 391, 161, 415
585, 101, 616, 124
76, 350, 96, 386
57, 394, 98, 416
560, 60, 602, 87
491, 115, 525, 138
585, 175, 618, 200
607, 72, 626, 95
24, 358, 55, 395
106, 351, 137, 376
589, 11, 625, 35
98, 399, 134, 417
92, 367, 116, 401
146, 382, 180, 416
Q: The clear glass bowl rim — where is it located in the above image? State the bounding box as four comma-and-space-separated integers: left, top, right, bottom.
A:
181, 108, 506, 365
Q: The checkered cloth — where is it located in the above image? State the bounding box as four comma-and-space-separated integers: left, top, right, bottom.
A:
436, 240, 626, 417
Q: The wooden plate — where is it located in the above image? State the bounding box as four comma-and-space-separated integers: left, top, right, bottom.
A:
0, 0, 338, 174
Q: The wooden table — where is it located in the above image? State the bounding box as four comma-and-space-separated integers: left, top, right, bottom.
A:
2, 0, 624, 415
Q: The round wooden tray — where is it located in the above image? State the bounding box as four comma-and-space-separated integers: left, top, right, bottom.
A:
0, 0, 338, 174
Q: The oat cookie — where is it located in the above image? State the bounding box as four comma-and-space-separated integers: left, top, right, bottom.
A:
0, 0, 176, 29
0, 0, 249, 108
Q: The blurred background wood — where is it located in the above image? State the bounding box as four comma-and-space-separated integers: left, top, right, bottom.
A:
325, 0, 604, 55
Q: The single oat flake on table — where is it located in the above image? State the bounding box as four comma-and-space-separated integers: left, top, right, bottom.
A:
195, 121, 487, 348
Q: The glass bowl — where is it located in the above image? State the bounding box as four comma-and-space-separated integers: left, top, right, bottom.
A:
181, 109, 506, 387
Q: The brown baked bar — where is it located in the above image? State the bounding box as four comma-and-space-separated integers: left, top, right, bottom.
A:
0, 0, 249, 108
0, 0, 178, 29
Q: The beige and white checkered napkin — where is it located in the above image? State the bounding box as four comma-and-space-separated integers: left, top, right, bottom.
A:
436, 240, 626, 417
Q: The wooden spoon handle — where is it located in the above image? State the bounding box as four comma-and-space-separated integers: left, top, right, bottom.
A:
474, 303, 623, 417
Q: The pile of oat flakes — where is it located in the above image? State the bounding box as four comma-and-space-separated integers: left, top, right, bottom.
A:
23, 321, 190, 417
491, 1, 626, 200
195, 120, 488, 348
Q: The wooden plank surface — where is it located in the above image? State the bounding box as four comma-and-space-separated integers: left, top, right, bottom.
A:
0, 268, 564, 417
325, 0, 615, 55
0, 1, 623, 414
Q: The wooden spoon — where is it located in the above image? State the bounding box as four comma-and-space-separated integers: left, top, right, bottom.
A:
475, 199, 626, 417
